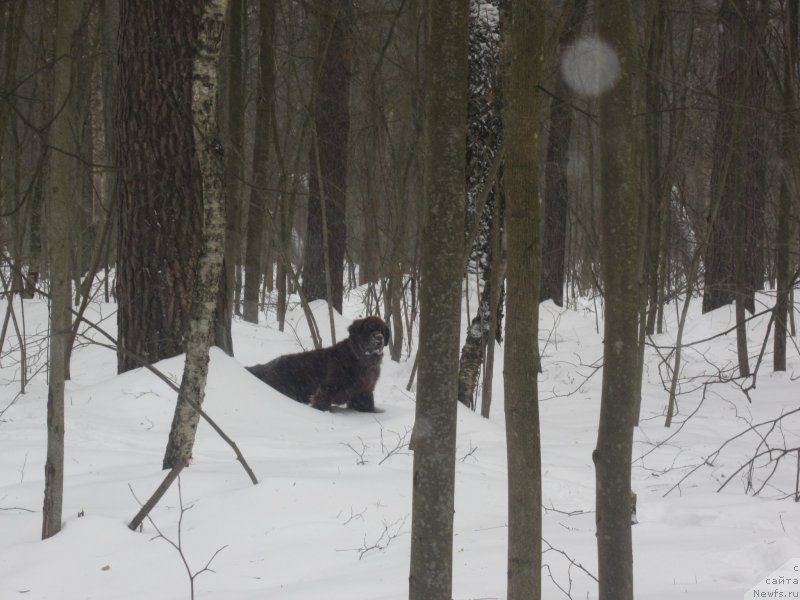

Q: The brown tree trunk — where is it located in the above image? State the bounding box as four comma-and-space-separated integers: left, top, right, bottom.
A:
593, 1, 639, 598
703, 0, 767, 315
773, 0, 797, 372
539, 0, 587, 307
43, 0, 85, 540
504, 1, 544, 598
242, 0, 274, 324
302, 0, 352, 314
223, 0, 245, 325
407, 1, 467, 598
643, 1, 667, 335
0, 1, 26, 200
116, 0, 202, 372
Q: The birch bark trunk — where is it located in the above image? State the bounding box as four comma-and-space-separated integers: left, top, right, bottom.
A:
163, 0, 230, 469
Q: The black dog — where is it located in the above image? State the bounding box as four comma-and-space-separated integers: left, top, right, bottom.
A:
246, 316, 390, 412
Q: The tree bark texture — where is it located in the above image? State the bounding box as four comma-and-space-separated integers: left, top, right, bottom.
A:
503, 1, 544, 598
458, 282, 491, 410
643, 2, 667, 335
117, 0, 231, 371
459, 1, 504, 411
593, 1, 639, 599
242, 0, 274, 324
224, 0, 245, 323
407, 1, 467, 599
302, 0, 352, 314
773, 0, 797, 372
163, 0, 229, 469
43, 0, 85, 540
539, 0, 587, 307
702, 0, 767, 315
116, 0, 201, 372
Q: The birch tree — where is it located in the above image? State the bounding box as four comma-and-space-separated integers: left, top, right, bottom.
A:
163, 0, 230, 469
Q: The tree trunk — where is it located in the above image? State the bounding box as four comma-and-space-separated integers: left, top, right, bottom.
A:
539, 0, 587, 307
43, 0, 85, 540
458, 281, 491, 410
773, 0, 797, 372
223, 0, 245, 329
0, 1, 26, 198
459, 0, 503, 411
242, 0, 274, 324
593, 1, 639, 599
116, 0, 202, 372
407, 1, 467, 598
643, 1, 666, 335
163, 0, 229, 469
504, 1, 544, 598
480, 203, 505, 419
702, 0, 767, 315
302, 0, 352, 314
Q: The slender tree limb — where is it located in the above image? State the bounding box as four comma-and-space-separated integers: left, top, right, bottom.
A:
128, 461, 186, 531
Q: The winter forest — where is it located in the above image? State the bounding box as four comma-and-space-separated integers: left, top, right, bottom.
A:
1, 0, 800, 599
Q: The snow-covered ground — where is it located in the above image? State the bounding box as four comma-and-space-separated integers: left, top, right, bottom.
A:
0, 288, 798, 599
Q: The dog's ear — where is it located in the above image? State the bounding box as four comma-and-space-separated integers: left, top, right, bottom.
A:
348, 318, 366, 339
382, 320, 391, 346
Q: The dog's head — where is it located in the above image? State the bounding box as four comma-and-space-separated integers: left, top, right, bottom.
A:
348, 316, 390, 361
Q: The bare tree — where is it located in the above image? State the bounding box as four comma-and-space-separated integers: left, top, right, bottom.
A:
773, 0, 798, 372
407, 1, 468, 598
540, 0, 588, 307
242, 0, 275, 324
702, 0, 768, 320
42, 0, 85, 540
503, 0, 545, 598
163, 0, 230, 469
592, 1, 639, 598
224, 0, 245, 321
302, 0, 353, 314
116, 0, 232, 372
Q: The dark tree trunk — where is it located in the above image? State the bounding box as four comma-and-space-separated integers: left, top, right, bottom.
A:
117, 0, 202, 372
117, 0, 231, 371
539, 0, 588, 307
504, 1, 545, 597
407, 0, 467, 598
643, 2, 667, 335
223, 0, 245, 325
242, 0, 274, 324
302, 0, 352, 314
43, 0, 85, 540
774, 0, 798, 372
703, 0, 767, 315
593, 1, 639, 599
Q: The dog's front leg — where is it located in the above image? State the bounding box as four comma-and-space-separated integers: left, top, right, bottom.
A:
309, 387, 333, 411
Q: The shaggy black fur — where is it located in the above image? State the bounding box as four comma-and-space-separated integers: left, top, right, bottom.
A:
246, 316, 390, 412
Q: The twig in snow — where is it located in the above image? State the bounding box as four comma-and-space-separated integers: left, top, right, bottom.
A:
338, 506, 367, 525
129, 476, 227, 600
376, 420, 411, 465
459, 440, 479, 463
342, 437, 369, 465
336, 515, 408, 559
